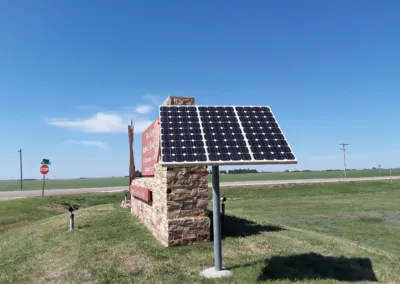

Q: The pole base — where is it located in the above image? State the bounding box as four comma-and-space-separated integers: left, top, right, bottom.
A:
200, 267, 232, 279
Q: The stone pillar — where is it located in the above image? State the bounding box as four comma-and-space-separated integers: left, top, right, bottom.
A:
131, 96, 210, 247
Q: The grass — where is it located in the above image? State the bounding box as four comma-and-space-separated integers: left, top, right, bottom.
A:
1, 168, 399, 191
0, 193, 123, 233
0, 181, 399, 283
218, 168, 400, 182
0, 177, 131, 191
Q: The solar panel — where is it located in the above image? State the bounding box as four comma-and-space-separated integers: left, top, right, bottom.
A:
159, 105, 297, 166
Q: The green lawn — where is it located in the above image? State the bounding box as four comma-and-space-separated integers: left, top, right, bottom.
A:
0, 177, 130, 191
0, 193, 123, 233
218, 168, 400, 182
1, 168, 399, 191
1, 181, 399, 283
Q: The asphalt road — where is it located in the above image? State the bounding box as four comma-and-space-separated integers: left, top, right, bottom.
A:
0, 176, 398, 201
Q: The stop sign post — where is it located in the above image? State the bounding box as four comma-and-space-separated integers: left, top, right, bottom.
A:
40, 165, 50, 197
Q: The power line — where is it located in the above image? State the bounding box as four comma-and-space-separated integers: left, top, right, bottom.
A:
339, 143, 349, 178
18, 149, 23, 190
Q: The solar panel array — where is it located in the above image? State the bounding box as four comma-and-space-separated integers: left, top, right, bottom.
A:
159, 105, 297, 166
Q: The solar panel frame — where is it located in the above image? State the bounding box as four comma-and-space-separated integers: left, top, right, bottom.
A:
159, 105, 298, 166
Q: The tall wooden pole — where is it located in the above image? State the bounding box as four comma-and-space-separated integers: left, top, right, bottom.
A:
339, 143, 349, 178
128, 120, 135, 185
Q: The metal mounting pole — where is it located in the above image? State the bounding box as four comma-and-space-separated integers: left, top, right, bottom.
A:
42, 175, 45, 198
200, 167, 232, 278
212, 166, 222, 271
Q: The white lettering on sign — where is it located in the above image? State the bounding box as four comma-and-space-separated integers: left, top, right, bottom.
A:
145, 165, 154, 172
141, 118, 160, 176
145, 128, 155, 140
142, 141, 156, 154
144, 156, 153, 163
132, 189, 146, 198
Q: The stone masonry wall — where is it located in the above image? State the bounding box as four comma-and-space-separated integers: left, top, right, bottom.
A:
131, 95, 211, 247
162, 96, 195, 106
167, 166, 210, 246
131, 164, 168, 246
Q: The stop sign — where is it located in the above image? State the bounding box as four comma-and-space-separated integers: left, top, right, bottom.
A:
40, 165, 49, 175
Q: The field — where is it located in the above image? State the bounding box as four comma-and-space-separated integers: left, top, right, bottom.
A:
1, 168, 399, 191
1, 181, 399, 283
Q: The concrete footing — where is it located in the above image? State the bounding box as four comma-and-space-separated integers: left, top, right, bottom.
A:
200, 267, 232, 278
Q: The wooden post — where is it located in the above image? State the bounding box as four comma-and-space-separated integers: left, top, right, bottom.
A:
128, 120, 135, 184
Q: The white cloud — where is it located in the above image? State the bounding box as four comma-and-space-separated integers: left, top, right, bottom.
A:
49, 95, 163, 134
48, 113, 153, 133
135, 104, 153, 114
144, 94, 163, 105
67, 140, 107, 149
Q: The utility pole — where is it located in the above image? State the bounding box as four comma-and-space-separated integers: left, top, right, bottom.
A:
18, 149, 23, 190
339, 143, 349, 178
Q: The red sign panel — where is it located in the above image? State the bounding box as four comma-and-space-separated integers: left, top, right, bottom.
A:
40, 165, 49, 175
141, 118, 160, 176
130, 185, 152, 203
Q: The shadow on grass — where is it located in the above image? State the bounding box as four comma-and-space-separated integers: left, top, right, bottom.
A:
208, 210, 285, 241
257, 253, 378, 282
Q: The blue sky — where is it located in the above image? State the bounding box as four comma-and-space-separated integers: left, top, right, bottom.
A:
1, 0, 400, 179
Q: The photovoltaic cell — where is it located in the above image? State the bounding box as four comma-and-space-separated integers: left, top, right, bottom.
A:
159, 105, 297, 166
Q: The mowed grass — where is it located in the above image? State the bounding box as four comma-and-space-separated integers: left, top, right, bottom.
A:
0, 177, 130, 191
1, 181, 400, 283
218, 168, 400, 182
1, 168, 399, 191
0, 193, 123, 233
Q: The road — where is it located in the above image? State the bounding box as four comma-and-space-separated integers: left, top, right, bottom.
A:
0, 176, 398, 201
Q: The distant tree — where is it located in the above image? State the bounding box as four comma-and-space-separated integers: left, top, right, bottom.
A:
227, 168, 259, 174
372, 167, 377, 170
284, 170, 289, 172
135, 170, 143, 177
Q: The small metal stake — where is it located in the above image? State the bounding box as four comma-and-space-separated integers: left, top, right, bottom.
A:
221, 196, 226, 240
69, 206, 75, 232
